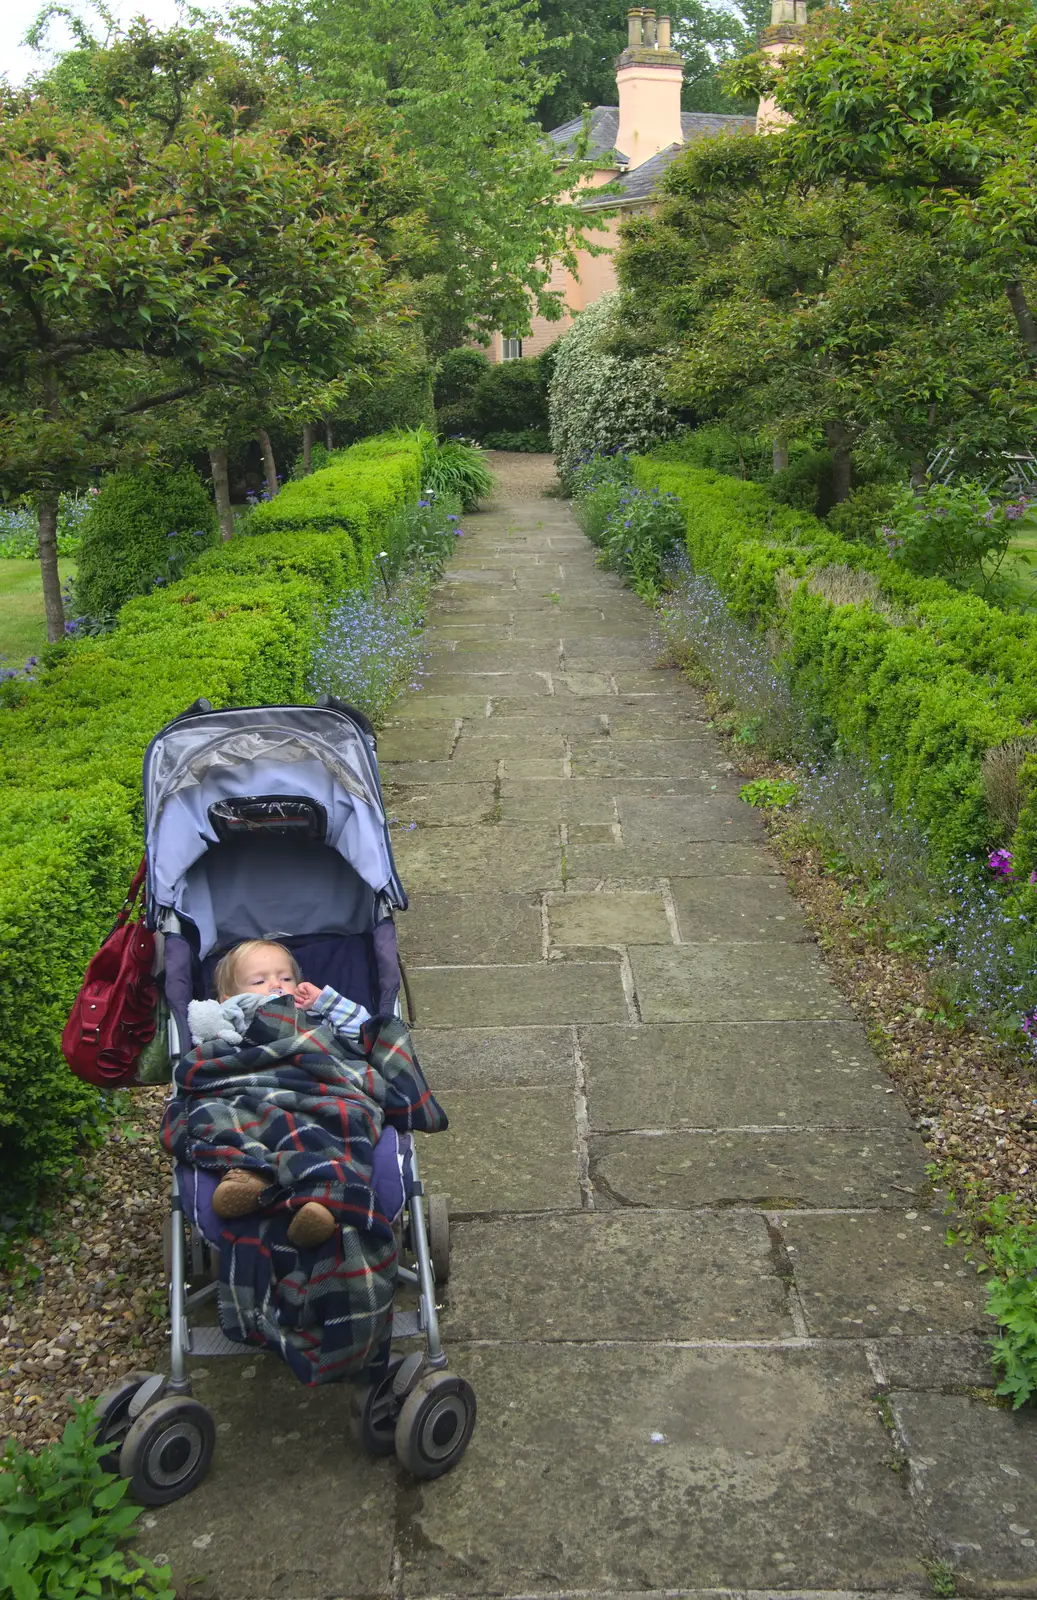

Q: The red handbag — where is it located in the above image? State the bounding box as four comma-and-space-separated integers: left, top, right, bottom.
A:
62, 858, 158, 1088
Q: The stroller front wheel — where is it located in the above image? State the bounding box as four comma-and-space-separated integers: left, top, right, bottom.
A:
119, 1395, 215, 1505
395, 1371, 475, 1479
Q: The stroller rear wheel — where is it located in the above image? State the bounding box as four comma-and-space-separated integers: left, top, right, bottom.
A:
92, 1372, 154, 1471
119, 1396, 216, 1506
395, 1371, 476, 1479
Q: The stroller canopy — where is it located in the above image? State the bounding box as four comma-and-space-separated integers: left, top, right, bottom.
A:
144, 705, 404, 956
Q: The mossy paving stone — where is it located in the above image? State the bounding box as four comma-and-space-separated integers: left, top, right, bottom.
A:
616, 792, 765, 842
779, 1213, 985, 1337
890, 1393, 1037, 1590
407, 671, 554, 699
388, 694, 499, 721
439, 1211, 792, 1340
397, 891, 542, 965
385, 781, 497, 825
577, 1021, 915, 1131
394, 1345, 927, 1596
391, 824, 562, 891
409, 960, 629, 1027
547, 889, 672, 948
591, 1128, 929, 1209
565, 840, 781, 884
669, 874, 811, 941
570, 740, 740, 780
415, 1085, 581, 1212
376, 722, 458, 762
628, 942, 854, 1022
412, 1025, 575, 1089
143, 1361, 396, 1600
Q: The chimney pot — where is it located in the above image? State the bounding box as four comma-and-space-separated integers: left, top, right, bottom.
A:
627, 8, 643, 47
642, 8, 657, 46
657, 14, 671, 49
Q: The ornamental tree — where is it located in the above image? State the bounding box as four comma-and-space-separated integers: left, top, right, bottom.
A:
0, 82, 398, 634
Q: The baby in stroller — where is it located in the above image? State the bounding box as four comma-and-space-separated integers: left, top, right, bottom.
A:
186, 937, 375, 1248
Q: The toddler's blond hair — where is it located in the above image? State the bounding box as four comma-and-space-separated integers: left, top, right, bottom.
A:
213, 939, 301, 1001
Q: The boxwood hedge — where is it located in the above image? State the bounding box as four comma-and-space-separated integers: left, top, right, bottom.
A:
0, 433, 422, 1215
632, 458, 1035, 872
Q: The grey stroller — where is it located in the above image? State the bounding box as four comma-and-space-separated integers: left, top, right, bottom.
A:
93, 697, 474, 1505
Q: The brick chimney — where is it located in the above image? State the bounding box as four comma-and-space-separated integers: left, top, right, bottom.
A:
615, 9, 684, 172
756, 0, 808, 132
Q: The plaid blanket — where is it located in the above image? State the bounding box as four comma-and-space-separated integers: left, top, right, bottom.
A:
160, 997, 447, 1385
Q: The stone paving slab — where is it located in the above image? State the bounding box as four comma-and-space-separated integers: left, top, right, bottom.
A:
629, 943, 852, 1022
548, 889, 672, 949
410, 961, 630, 1027
416, 1087, 581, 1212
779, 1213, 984, 1336
876, 1333, 995, 1390
398, 892, 542, 965
577, 1022, 915, 1131
413, 1026, 574, 1089
440, 1212, 793, 1340
395, 1345, 926, 1597
570, 740, 741, 779
592, 1129, 929, 1208
144, 1362, 396, 1599
670, 875, 811, 941
566, 841, 781, 882
377, 723, 458, 762
616, 793, 765, 842
392, 825, 562, 891
891, 1393, 1037, 1592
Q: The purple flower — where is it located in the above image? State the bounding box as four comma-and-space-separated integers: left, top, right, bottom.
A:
989, 847, 1014, 877
1029, 870, 1037, 887
1023, 1010, 1037, 1037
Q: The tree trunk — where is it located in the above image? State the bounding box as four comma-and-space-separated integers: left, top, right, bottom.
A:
825, 420, 854, 504
258, 429, 279, 499
910, 456, 928, 492
324, 419, 333, 451
209, 446, 235, 541
1006, 280, 1037, 370
302, 422, 315, 475
37, 491, 65, 643
772, 436, 789, 474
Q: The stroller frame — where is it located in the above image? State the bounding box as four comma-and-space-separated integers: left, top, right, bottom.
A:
92, 697, 474, 1505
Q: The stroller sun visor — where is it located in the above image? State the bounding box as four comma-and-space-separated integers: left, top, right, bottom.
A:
145, 716, 400, 957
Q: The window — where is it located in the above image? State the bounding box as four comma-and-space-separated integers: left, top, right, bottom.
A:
501, 337, 523, 361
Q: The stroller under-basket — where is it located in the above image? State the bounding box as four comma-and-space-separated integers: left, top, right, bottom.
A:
93, 697, 474, 1505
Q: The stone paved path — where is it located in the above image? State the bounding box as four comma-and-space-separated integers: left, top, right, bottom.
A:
148, 498, 1037, 1600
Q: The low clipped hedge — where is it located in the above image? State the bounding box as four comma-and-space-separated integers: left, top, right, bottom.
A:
632, 459, 1037, 870
0, 433, 422, 1215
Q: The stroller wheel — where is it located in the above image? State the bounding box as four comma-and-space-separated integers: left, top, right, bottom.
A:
119, 1396, 216, 1506
428, 1195, 451, 1285
350, 1356, 405, 1457
395, 1371, 476, 1479
93, 1372, 154, 1472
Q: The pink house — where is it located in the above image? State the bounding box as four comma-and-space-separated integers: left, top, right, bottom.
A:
484, 8, 755, 364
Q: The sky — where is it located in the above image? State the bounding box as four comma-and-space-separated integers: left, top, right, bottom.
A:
0, 0, 231, 84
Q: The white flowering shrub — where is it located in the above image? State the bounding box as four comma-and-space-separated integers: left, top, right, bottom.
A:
548, 294, 677, 487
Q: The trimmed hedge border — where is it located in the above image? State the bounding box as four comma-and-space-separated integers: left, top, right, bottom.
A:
0, 434, 422, 1215
632, 458, 1037, 871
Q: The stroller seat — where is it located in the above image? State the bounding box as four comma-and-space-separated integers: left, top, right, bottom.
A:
178, 1126, 410, 1247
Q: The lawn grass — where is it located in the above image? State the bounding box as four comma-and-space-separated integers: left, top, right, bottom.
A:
0, 559, 76, 667
1006, 528, 1037, 601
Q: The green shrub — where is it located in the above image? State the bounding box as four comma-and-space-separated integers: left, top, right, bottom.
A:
73, 467, 218, 621
433, 347, 491, 407
597, 484, 686, 598
0, 434, 423, 1216
548, 293, 677, 488
422, 440, 495, 511
0, 1401, 175, 1600
767, 449, 834, 515
984, 1216, 1037, 1407
650, 427, 772, 479
882, 479, 1025, 589
826, 481, 899, 543
629, 458, 1033, 867
480, 429, 551, 453
346, 360, 435, 443
470, 357, 548, 435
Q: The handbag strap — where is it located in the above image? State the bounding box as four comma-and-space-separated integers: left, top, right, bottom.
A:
113, 856, 148, 931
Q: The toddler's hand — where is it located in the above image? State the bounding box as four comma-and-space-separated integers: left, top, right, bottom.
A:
295, 981, 323, 1009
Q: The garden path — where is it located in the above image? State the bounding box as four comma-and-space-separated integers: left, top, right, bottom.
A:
145, 495, 1037, 1600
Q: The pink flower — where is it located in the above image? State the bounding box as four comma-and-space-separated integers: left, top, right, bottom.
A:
989, 847, 1014, 877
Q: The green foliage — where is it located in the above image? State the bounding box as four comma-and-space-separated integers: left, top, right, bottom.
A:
0, 435, 420, 1215
548, 295, 677, 487
0, 496, 92, 560
767, 450, 834, 516
630, 455, 1036, 866
480, 429, 552, 453
928, 1560, 958, 1598
883, 480, 1028, 593
0, 1401, 175, 1600
421, 441, 495, 512
433, 348, 491, 407
826, 483, 899, 546
73, 467, 218, 621
470, 358, 549, 435
597, 484, 686, 599
740, 777, 800, 809
649, 428, 772, 480
984, 1217, 1037, 1407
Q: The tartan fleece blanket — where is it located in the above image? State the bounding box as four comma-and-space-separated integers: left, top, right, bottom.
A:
160, 996, 447, 1386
